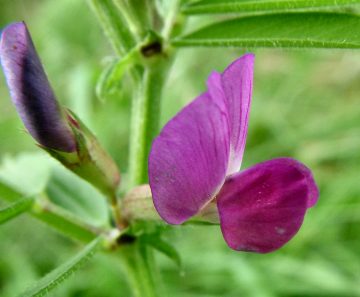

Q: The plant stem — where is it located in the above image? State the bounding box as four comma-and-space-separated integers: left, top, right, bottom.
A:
128, 64, 167, 188
119, 241, 162, 297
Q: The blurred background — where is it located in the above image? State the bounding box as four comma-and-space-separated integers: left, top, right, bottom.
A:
1, 1, 360, 296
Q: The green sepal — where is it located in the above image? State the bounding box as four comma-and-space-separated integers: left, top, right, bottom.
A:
123, 219, 168, 238
43, 110, 120, 200
96, 48, 141, 100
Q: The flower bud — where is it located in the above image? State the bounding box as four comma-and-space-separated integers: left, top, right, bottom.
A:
0, 22, 120, 198
0, 22, 76, 152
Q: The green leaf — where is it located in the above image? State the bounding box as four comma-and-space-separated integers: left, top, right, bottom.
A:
46, 167, 109, 227
142, 235, 182, 268
0, 197, 34, 224
19, 237, 103, 297
182, 0, 360, 15
96, 49, 139, 100
172, 13, 360, 49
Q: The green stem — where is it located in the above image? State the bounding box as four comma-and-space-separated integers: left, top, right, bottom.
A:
128, 65, 167, 188
119, 241, 162, 297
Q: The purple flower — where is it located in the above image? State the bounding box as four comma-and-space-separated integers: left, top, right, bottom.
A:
148, 54, 319, 253
0, 22, 76, 152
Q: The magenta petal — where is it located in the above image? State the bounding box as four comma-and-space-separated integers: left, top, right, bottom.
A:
149, 92, 230, 224
217, 158, 319, 253
220, 54, 254, 174
0, 22, 76, 152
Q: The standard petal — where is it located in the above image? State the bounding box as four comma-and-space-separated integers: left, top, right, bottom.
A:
217, 158, 319, 253
149, 92, 230, 224
0, 22, 76, 152
211, 54, 254, 174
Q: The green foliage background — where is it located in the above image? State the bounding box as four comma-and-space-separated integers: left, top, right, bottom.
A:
0, 0, 360, 296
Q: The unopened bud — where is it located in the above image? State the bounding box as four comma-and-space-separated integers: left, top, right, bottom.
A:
0, 22, 120, 198
0, 22, 76, 152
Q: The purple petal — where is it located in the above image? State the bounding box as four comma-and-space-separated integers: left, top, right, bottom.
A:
0, 22, 76, 152
149, 92, 230, 224
300, 165, 319, 208
217, 158, 319, 253
208, 54, 254, 174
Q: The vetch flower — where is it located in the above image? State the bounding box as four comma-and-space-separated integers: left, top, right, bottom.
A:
0, 22, 120, 198
148, 54, 319, 253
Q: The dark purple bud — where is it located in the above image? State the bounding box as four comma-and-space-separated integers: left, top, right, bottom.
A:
0, 22, 76, 152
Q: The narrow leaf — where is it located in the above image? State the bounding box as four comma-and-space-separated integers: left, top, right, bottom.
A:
19, 237, 103, 297
96, 49, 139, 100
0, 197, 34, 224
143, 235, 182, 268
88, 0, 135, 55
183, 0, 360, 15
46, 168, 109, 227
172, 13, 360, 49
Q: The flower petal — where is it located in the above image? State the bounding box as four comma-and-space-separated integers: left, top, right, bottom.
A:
0, 22, 76, 152
217, 158, 319, 253
149, 92, 230, 224
208, 54, 254, 174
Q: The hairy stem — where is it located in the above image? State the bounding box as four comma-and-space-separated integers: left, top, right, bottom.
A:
128, 64, 167, 188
